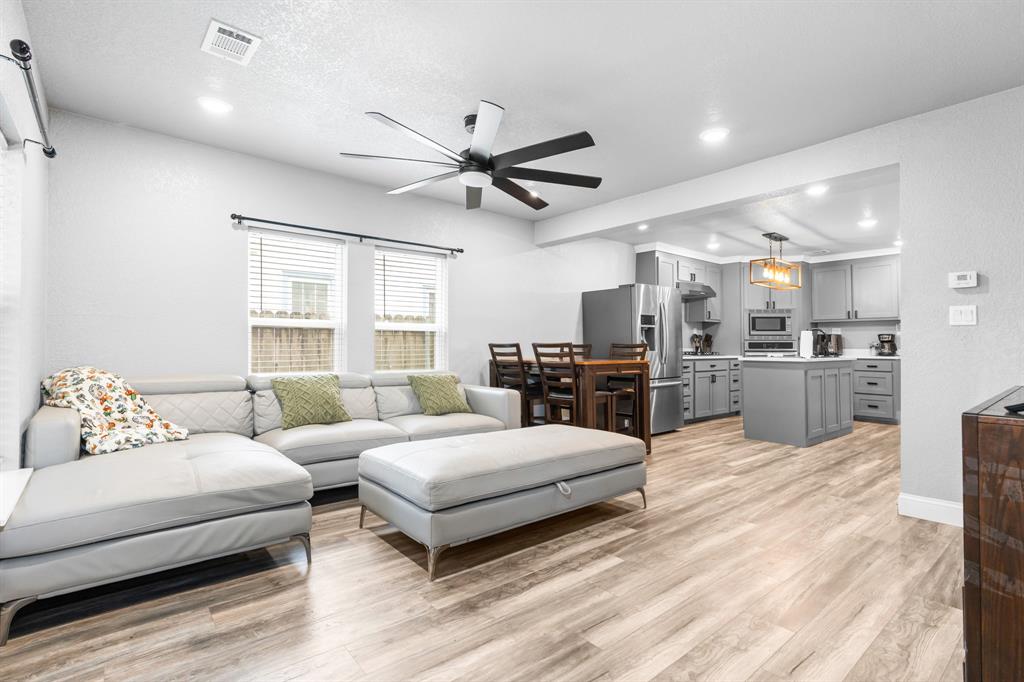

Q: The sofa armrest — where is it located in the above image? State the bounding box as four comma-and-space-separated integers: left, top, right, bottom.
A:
463, 385, 521, 430
25, 406, 82, 469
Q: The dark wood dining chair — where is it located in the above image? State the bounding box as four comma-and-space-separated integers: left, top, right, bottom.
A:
572, 343, 593, 360
607, 343, 648, 437
532, 343, 614, 429
488, 343, 543, 427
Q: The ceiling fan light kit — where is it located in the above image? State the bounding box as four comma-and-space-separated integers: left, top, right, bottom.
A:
339, 100, 602, 211
749, 232, 802, 290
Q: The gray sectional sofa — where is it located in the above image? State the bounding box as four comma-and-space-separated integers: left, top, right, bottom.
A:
0, 371, 519, 644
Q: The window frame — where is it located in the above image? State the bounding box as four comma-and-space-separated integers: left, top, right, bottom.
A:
247, 228, 347, 374
373, 246, 449, 372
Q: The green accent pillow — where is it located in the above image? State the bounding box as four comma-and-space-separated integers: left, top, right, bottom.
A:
271, 374, 351, 430
408, 374, 472, 416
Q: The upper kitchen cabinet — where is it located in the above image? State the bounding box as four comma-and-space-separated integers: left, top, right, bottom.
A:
677, 258, 706, 285
636, 251, 677, 288
811, 255, 900, 321
851, 259, 900, 319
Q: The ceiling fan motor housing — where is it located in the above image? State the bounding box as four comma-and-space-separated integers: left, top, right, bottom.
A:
463, 113, 476, 133
459, 161, 491, 187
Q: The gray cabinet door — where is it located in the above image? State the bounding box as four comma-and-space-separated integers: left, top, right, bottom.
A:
839, 366, 854, 429
806, 369, 825, 440
769, 286, 796, 310
657, 256, 676, 288
678, 258, 705, 284
824, 368, 841, 433
705, 265, 723, 321
811, 264, 852, 321
693, 372, 713, 419
743, 263, 773, 310
852, 259, 899, 319
711, 370, 730, 415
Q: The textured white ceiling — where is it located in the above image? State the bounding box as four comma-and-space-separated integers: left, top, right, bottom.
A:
609, 166, 901, 258
23, 0, 1024, 220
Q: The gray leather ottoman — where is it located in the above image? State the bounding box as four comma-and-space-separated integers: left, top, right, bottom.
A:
357, 424, 646, 580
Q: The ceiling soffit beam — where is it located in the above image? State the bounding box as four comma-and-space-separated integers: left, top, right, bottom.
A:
532, 126, 902, 247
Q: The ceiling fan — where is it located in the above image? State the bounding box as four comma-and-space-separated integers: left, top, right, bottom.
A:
339, 100, 602, 211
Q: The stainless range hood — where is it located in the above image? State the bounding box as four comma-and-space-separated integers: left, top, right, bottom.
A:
678, 281, 717, 300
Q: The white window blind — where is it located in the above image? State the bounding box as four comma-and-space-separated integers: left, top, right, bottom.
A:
248, 230, 345, 374
374, 248, 448, 371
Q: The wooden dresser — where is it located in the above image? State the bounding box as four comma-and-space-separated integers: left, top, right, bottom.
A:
962, 387, 1024, 682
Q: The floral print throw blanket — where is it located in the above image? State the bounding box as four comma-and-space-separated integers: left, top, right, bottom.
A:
43, 366, 189, 455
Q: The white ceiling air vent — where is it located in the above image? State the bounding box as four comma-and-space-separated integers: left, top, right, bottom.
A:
809, 249, 832, 256
201, 20, 262, 66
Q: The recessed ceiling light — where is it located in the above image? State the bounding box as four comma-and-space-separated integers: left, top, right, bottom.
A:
893, 239, 903, 246
197, 96, 233, 115
805, 184, 829, 197
699, 127, 730, 144
858, 217, 878, 229
528, 190, 539, 197
706, 242, 720, 250
637, 223, 649, 231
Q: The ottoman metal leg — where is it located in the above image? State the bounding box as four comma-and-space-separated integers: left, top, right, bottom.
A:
637, 487, 647, 509
1, 596, 37, 646
358, 504, 367, 529
426, 544, 451, 582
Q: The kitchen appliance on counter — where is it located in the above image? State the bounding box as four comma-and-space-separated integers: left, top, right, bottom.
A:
582, 284, 683, 434
744, 339, 797, 357
827, 333, 844, 356
747, 309, 792, 337
804, 328, 843, 357
689, 332, 713, 354
877, 333, 897, 356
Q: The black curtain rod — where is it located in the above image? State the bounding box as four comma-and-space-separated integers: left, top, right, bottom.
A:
230, 213, 465, 254
1, 40, 56, 158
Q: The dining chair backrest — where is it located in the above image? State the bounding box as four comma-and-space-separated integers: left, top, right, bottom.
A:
532, 343, 578, 405
488, 343, 529, 390
609, 342, 648, 361
572, 343, 592, 360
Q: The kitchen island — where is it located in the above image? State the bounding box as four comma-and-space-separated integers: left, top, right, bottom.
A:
742, 357, 855, 447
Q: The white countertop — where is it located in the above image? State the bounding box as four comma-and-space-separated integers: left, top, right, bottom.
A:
741, 356, 857, 363
683, 355, 741, 360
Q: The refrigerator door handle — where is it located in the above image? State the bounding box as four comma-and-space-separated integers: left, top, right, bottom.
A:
651, 380, 682, 387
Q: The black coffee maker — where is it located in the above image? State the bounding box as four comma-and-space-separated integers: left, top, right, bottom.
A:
877, 333, 897, 356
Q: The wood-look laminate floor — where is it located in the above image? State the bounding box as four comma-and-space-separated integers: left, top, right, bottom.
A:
1, 418, 964, 681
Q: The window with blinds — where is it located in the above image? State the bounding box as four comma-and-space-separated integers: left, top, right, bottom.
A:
248, 230, 345, 374
374, 248, 448, 371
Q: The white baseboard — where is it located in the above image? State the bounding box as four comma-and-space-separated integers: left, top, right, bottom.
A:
897, 493, 963, 527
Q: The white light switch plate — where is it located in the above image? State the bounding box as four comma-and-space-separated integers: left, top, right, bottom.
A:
949, 305, 977, 326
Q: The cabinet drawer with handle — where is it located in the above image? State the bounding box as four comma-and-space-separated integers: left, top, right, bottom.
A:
694, 359, 728, 373
730, 391, 741, 409
682, 375, 692, 398
854, 395, 895, 419
682, 398, 692, 420
730, 359, 741, 370
729, 370, 742, 390
854, 372, 893, 395
854, 359, 894, 373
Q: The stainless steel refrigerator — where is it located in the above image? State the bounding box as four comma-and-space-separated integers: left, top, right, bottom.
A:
582, 284, 683, 433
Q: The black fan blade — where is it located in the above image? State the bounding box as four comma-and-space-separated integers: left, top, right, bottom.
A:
338, 152, 458, 168
492, 177, 549, 210
468, 100, 504, 163
387, 171, 459, 195
491, 131, 595, 170
366, 112, 464, 163
493, 167, 602, 188
466, 186, 482, 210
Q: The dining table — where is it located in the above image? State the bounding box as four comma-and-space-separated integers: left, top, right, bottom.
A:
489, 357, 651, 454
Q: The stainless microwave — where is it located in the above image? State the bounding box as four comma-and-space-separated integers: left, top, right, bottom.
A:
747, 310, 792, 337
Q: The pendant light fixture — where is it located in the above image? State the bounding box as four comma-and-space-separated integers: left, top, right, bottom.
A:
749, 232, 802, 290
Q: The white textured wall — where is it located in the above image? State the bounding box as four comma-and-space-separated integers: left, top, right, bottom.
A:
44, 110, 634, 388
0, 0, 49, 470
896, 89, 1024, 504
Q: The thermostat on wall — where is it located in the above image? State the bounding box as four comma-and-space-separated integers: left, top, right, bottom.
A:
948, 271, 978, 288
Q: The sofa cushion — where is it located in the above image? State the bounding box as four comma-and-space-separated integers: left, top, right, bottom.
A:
408, 374, 472, 416
144, 390, 254, 437
358, 424, 646, 511
249, 372, 377, 435
254, 419, 408, 466
272, 374, 351, 429
373, 372, 466, 420
384, 413, 505, 441
0, 433, 312, 559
